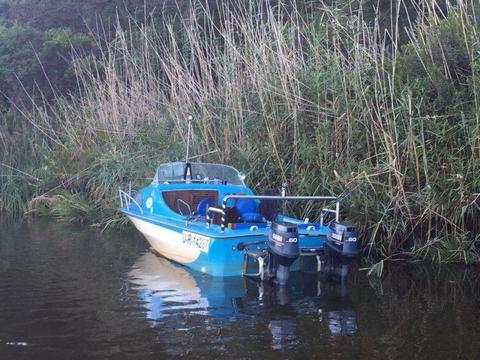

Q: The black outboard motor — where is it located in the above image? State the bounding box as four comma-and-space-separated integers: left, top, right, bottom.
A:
326, 222, 359, 257
267, 221, 299, 285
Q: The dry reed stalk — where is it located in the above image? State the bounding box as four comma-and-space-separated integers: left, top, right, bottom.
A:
7, 0, 478, 260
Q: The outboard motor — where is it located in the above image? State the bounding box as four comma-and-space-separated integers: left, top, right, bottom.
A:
267, 221, 299, 285
326, 222, 359, 257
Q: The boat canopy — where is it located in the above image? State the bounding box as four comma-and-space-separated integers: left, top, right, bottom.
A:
152, 162, 245, 186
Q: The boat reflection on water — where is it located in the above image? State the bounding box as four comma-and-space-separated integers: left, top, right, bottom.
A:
128, 250, 358, 348
317, 250, 358, 337
128, 252, 246, 318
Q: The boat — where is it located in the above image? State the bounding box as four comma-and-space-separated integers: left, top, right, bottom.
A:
119, 118, 358, 284
119, 160, 359, 283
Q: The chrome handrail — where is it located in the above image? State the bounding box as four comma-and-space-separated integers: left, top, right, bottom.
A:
176, 198, 192, 217
118, 188, 144, 214
205, 206, 225, 229
320, 201, 340, 225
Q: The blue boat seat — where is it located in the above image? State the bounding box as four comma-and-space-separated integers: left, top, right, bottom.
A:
235, 198, 262, 222
196, 198, 213, 216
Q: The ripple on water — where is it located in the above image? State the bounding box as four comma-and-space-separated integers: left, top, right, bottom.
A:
1, 219, 480, 359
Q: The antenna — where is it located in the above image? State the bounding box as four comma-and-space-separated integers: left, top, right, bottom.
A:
185, 115, 193, 163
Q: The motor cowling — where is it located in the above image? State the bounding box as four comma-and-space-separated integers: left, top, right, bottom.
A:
326, 222, 359, 257
267, 221, 299, 285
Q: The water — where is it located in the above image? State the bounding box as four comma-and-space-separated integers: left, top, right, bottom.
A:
1, 218, 479, 359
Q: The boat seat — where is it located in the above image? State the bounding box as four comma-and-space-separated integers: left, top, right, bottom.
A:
235, 198, 262, 223
196, 198, 213, 216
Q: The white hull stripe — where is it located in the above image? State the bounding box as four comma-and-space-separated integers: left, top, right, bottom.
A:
128, 216, 201, 264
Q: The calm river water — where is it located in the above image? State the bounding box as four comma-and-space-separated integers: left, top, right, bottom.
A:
0, 218, 479, 359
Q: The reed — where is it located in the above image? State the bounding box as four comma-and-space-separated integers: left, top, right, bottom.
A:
2, 0, 479, 262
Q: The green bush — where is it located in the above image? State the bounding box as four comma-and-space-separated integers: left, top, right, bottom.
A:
2, 1, 480, 263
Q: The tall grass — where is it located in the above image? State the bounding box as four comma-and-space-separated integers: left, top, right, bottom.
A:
2, 0, 479, 262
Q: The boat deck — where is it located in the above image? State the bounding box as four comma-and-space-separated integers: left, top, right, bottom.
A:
122, 208, 330, 242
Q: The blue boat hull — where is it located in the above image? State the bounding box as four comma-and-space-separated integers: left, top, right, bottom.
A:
123, 210, 328, 277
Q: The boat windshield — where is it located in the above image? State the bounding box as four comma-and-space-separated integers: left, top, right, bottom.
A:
152, 162, 245, 186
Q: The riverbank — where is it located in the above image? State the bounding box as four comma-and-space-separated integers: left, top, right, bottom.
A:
1, 1, 479, 263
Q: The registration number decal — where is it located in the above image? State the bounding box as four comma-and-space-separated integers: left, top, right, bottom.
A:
182, 231, 210, 253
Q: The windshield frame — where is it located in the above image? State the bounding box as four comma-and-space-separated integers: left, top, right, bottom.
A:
152, 162, 245, 186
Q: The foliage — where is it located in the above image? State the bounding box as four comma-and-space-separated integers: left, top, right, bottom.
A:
28, 190, 98, 224
0, 21, 39, 79
1, 0, 479, 263
411, 234, 480, 264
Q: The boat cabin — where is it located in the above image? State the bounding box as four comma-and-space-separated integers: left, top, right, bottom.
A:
134, 162, 274, 227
